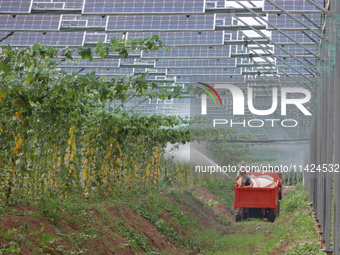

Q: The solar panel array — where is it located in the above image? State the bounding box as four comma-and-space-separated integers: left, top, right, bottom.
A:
0, 0, 325, 141
82, 0, 205, 14
0, 0, 32, 14
106, 15, 215, 31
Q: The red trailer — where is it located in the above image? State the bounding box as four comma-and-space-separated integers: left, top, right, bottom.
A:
234, 172, 283, 222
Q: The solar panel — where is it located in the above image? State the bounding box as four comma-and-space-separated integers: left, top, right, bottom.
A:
88, 68, 134, 75
155, 59, 236, 68
142, 46, 231, 59
277, 68, 310, 74
0, 0, 32, 14
271, 30, 318, 43
0, 32, 84, 46
167, 68, 242, 75
59, 59, 120, 68
127, 31, 224, 46
273, 44, 317, 55
0, 15, 61, 31
187, 75, 246, 83
82, 0, 205, 14
62, 67, 134, 75
106, 15, 215, 32
275, 58, 316, 67
268, 13, 321, 29
263, 0, 324, 11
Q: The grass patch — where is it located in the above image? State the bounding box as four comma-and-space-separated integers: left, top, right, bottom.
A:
200, 178, 235, 212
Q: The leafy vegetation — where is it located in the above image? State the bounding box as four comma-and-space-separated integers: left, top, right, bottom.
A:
0, 39, 194, 206
201, 178, 235, 212
280, 182, 308, 215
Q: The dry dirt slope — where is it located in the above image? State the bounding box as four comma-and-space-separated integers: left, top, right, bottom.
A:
0, 186, 313, 255
0, 188, 234, 255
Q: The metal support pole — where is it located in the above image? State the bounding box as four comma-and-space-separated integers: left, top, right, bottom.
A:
333, 0, 340, 253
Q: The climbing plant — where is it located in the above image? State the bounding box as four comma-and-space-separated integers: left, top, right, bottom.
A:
0, 37, 191, 205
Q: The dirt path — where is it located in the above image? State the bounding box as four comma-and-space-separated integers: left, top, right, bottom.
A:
192, 187, 234, 220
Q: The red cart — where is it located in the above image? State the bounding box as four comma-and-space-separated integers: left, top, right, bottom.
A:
234, 172, 283, 222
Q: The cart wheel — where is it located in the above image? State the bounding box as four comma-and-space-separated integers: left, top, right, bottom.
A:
277, 202, 280, 217
235, 214, 241, 222
279, 191, 282, 200
267, 209, 276, 223
235, 207, 244, 222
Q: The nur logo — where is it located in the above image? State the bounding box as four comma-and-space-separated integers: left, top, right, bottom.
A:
199, 82, 312, 116
198, 82, 223, 115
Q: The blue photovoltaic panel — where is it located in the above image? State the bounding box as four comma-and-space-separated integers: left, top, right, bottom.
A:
0, 32, 84, 46
268, 14, 321, 29
167, 68, 241, 75
142, 46, 231, 59
188, 75, 245, 83
0, 15, 61, 31
275, 58, 316, 67
264, 0, 324, 11
59, 59, 120, 68
155, 59, 236, 68
64, 68, 133, 75
271, 30, 318, 43
0, 0, 32, 13
273, 44, 317, 55
277, 68, 310, 74
106, 15, 215, 32
127, 31, 224, 46
83, 0, 205, 14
